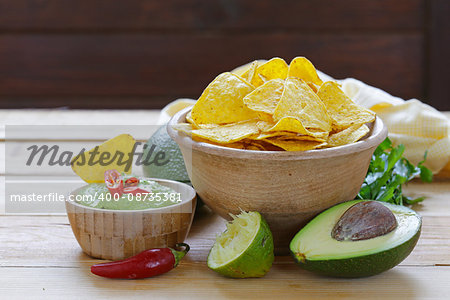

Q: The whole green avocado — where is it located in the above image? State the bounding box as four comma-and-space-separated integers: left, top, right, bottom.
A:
143, 125, 190, 183
143, 125, 203, 208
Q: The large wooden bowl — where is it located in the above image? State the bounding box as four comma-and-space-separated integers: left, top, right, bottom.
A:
65, 179, 196, 260
168, 107, 388, 254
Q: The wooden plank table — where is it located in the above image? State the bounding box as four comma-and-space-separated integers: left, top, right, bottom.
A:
1, 110, 450, 299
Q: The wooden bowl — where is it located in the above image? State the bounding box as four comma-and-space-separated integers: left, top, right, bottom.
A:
65, 179, 196, 260
168, 107, 388, 254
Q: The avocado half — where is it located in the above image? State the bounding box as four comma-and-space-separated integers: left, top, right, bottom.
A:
290, 200, 421, 278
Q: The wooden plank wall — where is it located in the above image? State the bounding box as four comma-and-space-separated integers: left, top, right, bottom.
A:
0, 0, 447, 110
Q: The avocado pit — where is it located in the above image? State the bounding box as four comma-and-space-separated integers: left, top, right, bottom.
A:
332, 201, 397, 241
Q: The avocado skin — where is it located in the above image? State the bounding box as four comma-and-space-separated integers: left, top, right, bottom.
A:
291, 227, 421, 278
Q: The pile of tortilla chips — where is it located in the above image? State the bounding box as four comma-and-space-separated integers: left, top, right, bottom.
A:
176, 57, 376, 151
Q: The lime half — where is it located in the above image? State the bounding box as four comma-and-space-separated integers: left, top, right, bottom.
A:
207, 211, 274, 278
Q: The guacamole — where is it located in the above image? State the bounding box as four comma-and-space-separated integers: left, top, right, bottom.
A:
76, 176, 181, 210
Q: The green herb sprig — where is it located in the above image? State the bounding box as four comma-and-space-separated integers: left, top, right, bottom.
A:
356, 138, 433, 205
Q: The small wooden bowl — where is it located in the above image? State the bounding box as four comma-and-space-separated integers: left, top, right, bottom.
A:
168, 107, 388, 254
65, 179, 196, 260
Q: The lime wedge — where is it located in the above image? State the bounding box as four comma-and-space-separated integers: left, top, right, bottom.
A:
207, 211, 274, 278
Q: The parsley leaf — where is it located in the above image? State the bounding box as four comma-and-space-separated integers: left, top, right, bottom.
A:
356, 138, 432, 205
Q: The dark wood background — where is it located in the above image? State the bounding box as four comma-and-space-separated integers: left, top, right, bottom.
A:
0, 0, 448, 110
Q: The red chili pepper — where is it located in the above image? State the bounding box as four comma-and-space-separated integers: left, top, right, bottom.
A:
91, 243, 190, 279
124, 177, 139, 188
123, 177, 151, 195
104, 169, 123, 196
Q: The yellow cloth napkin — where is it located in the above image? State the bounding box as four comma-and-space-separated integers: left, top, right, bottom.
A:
160, 70, 450, 174
335, 76, 450, 174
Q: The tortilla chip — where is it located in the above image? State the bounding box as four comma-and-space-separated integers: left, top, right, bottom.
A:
276, 134, 326, 142
186, 111, 198, 128
244, 139, 284, 151
327, 124, 370, 147
250, 130, 298, 140
264, 137, 327, 151
243, 141, 267, 151
240, 61, 259, 84
251, 57, 288, 87
288, 57, 323, 85
257, 112, 274, 123
243, 79, 284, 115
273, 78, 331, 132
185, 112, 219, 129
71, 134, 135, 183
191, 119, 260, 144
191, 72, 257, 125
307, 82, 320, 93
317, 81, 375, 130
232, 60, 266, 77
267, 117, 329, 140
